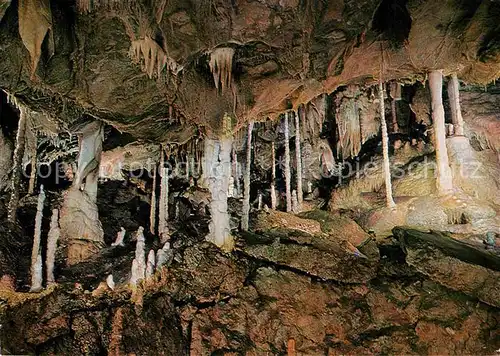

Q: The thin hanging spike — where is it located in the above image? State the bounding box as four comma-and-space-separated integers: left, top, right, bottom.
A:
270, 141, 277, 210
294, 111, 303, 209
284, 112, 292, 212
8, 106, 28, 222
241, 121, 254, 231
28, 134, 37, 195
158, 147, 170, 242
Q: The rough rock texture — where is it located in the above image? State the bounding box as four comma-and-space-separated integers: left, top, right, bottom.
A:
0, 0, 499, 139
2, 225, 500, 355
394, 227, 500, 308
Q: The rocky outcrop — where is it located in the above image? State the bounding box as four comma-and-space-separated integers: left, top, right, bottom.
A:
394, 227, 500, 308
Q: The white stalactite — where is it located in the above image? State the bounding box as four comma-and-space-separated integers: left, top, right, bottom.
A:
232, 147, 239, 197
294, 111, 303, 210
270, 141, 277, 210
149, 164, 157, 235
46, 208, 60, 285
30, 185, 45, 292
257, 193, 262, 211
292, 190, 299, 214
389, 82, 400, 133
378, 81, 396, 208
429, 70, 454, 194
112, 227, 126, 247
205, 134, 234, 251
8, 106, 27, 222
284, 112, 292, 212
28, 139, 37, 195
158, 149, 169, 243
447, 74, 465, 136
242, 121, 254, 231
146, 249, 155, 278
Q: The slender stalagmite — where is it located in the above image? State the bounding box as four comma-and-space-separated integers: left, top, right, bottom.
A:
270, 141, 277, 209
241, 121, 254, 231
232, 145, 239, 197
294, 111, 303, 209
379, 81, 396, 208
8, 106, 27, 222
429, 70, 454, 194
149, 163, 157, 235
30, 185, 45, 292
46, 208, 60, 284
284, 112, 292, 212
158, 148, 169, 242
447, 74, 465, 136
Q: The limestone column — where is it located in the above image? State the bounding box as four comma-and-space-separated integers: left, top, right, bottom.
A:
284, 112, 292, 212
429, 70, 454, 194
447, 74, 465, 136
379, 81, 396, 208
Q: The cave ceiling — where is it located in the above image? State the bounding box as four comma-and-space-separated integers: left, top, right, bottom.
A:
0, 0, 499, 142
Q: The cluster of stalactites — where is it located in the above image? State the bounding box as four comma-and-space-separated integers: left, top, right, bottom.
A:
336, 96, 362, 160
209, 47, 235, 94
130, 37, 168, 80
301, 95, 327, 144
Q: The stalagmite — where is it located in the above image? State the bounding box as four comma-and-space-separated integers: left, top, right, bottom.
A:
429, 70, 454, 194
130, 227, 146, 285
294, 111, 303, 210
241, 121, 254, 231
378, 81, 396, 208
257, 193, 262, 211
156, 242, 173, 268
232, 146, 239, 197
30, 185, 45, 292
205, 115, 234, 250
146, 250, 155, 278
112, 227, 126, 247
270, 141, 277, 210
8, 106, 27, 222
284, 112, 292, 212
158, 148, 169, 243
149, 164, 157, 235
291, 190, 299, 214
106, 274, 115, 290
60, 121, 105, 265
46, 208, 60, 285
447, 74, 465, 136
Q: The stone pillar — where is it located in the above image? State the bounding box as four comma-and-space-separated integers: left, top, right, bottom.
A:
447, 74, 465, 136
429, 70, 454, 194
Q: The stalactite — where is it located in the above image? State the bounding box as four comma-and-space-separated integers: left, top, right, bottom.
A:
284, 112, 292, 212
146, 250, 155, 278
241, 121, 254, 231
294, 111, 303, 210
129, 37, 168, 79
27, 127, 37, 195
336, 96, 361, 159
257, 193, 262, 211
292, 190, 299, 214
158, 148, 169, 243
209, 47, 235, 94
378, 81, 396, 208
270, 141, 277, 210
205, 125, 234, 250
46, 208, 60, 285
389, 82, 400, 133
149, 163, 157, 235
429, 70, 454, 194
112, 227, 126, 247
447, 74, 465, 136
30, 185, 45, 292
8, 106, 27, 222
18, 0, 54, 79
